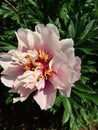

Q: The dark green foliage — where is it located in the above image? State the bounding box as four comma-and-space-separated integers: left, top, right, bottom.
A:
0, 0, 98, 130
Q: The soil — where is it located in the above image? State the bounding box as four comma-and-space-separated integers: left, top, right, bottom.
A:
0, 83, 98, 130
0, 83, 65, 130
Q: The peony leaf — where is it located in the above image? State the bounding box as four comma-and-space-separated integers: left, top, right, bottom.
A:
74, 82, 96, 94
62, 97, 72, 125
70, 114, 78, 130
68, 21, 75, 39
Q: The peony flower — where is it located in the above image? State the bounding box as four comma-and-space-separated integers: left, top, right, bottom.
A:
0, 24, 81, 110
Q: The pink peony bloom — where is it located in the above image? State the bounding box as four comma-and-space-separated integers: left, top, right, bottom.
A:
0, 24, 81, 110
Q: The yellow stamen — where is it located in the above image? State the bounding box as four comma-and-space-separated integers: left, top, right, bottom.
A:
23, 55, 33, 71
25, 55, 32, 62
24, 65, 30, 71
23, 52, 52, 81
38, 50, 49, 61
37, 73, 43, 81
44, 69, 52, 80
37, 69, 52, 81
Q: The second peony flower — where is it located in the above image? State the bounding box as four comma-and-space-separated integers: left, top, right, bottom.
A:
0, 24, 81, 110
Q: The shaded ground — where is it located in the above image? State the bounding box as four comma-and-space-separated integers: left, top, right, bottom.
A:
0, 100, 67, 130
0, 83, 98, 130
0, 83, 67, 130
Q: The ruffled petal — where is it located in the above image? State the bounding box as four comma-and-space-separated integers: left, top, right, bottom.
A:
60, 38, 74, 52
60, 39, 76, 67
0, 51, 14, 69
51, 64, 73, 97
59, 86, 71, 97
72, 56, 81, 83
1, 64, 23, 88
16, 28, 44, 52
34, 81, 56, 110
15, 30, 29, 51
1, 76, 15, 88
10, 87, 34, 103
46, 24, 60, 39
35, 24, 60, 55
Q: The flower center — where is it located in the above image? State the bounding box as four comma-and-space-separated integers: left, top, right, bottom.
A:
38, 50, 49, 62
23, 50, 52, 80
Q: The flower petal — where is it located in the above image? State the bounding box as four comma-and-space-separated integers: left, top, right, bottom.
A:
11, 87, 34, 103
34, 81, 56, 110
60, 39, 76, 67
1, 76, 15, 88
1, 66, 23, 88
60, 38, 74, 52
15, 30, 29, 51
59, 86, 71, 97
16, 28, 44, 52
35, 24, 60, 55
72, 56, 81, 83
46, 24, 60, 39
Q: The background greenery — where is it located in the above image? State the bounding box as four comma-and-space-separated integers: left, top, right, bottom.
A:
0, 0, 98, 130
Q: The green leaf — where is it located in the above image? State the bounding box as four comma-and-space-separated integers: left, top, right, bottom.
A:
77, 48, 94, 55
77, 20, 96, 45
70, 96, 85, 109
73, 89, 98, 105
82, 65, 97, 73
94, 0, 98, 16
68, 21, 75, 39
62, 97, 72, 125
91, 95, 98, 105
0, 45, 16, 51
70, 114, 78, 130
74, 82, 96, 94
60, 3, 69, 25
5, 93, 13, 104
0, 41, 16, 51
80, 76, 90, 84
50, 94, 63, 114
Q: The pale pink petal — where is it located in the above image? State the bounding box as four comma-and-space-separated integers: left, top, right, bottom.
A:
74, 56, 81, 71
60, 38, 74, 52
15, 31, 28, 51
72, 56, 81, 83
13, 70, 45, 90
1, 63, 23, 87
58, 65, 73, 85
35, 78, 45, 90
0, 60, 12, 70
1, 64, 23, 75
16, 28, 44, 52
16, 28, 35, 51
1, 76, 15, 88
26, 31, 35, 50
0, 50, 14, 69
0, 51, 12, 60
28, 32, 43, 51
51, 64, 73, 97
46, 24, 60, 39
11, 87, 34, 103
34, 81, 56, 110
52, 52, 67, 72
10, 73, 37, 103
60, 39, 76, 67
13, 97, 27, 103
17, 28, 29, 44
50, 74, 65, 89
35, 24, 60, 54
59, 86, 71, 97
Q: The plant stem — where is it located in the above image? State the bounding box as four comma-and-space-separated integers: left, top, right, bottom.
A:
4, 0, 19, 13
